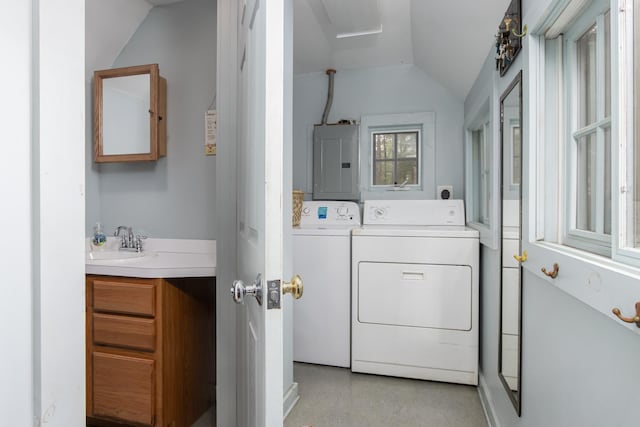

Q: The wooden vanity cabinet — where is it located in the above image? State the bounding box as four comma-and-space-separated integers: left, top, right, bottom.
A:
86, 275, 215, 427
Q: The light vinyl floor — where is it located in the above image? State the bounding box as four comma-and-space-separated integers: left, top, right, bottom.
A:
284, 363, 488, 427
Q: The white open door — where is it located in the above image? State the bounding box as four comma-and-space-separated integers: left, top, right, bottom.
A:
217, 0, 293, 426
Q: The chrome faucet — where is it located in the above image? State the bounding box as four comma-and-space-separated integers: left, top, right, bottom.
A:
114, 226, 143, 252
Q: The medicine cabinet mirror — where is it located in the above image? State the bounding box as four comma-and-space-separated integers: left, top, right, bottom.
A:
93, 64, 166, 163
498, 70, 522, 416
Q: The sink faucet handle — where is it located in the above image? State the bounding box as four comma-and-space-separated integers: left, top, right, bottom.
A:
114, 225, 130, 236
134, 235, 147, 252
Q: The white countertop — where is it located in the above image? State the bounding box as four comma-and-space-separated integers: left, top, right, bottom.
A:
85, 238, 216, 278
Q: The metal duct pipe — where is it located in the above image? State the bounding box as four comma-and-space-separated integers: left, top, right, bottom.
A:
321, 69, 336, 125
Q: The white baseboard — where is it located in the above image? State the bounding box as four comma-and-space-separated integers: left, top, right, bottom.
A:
283, 381, 300, 419
478, 373, 500, 427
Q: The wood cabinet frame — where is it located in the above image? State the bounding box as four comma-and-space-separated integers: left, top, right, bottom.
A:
93, 64, 167, 163
86, 275, 215, 427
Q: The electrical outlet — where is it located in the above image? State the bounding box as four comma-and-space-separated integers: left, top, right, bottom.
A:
205, 144, 216, 156
437, 185, 453, 200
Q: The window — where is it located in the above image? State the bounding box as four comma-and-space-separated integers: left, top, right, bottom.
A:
465, 100, 496, 249
630, 0, 640, 248
359, 112, 435, 199
536, 0, 640, 266
563, 8, 612, 255
511, 124, 521, 186
528, 0, 640, 323
470, 124, 490, 225
618, 0, 640, 260
372, 131, 419, 187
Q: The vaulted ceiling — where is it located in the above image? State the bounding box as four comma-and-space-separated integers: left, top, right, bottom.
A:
294, 0, 511, 100
86, 0, 511, 100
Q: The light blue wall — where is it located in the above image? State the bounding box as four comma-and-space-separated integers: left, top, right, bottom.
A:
293, 64, 465, 200
86, 0, 217, 239
467, 0, 640, 424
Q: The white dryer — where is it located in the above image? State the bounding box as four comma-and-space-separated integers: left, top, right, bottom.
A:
351, 199, 479, 385
292, 201, 361, 368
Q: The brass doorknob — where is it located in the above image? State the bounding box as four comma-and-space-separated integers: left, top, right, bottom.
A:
283, 274, 303, 299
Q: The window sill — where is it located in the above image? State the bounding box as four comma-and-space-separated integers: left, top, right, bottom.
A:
527, 241, 640, 279
467, 221, 498, 250
521, 240, 640, 335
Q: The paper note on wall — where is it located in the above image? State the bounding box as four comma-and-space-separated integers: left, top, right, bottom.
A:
205, 110, 217, 155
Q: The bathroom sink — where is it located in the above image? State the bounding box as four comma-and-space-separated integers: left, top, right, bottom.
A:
86, 250, 150, 262
86, 236, 152, 262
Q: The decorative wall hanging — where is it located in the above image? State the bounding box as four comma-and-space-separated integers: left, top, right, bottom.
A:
495, 0, 527, 76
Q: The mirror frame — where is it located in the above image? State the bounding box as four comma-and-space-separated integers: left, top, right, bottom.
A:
498, 70, 523, 416
93, 63, 166, 163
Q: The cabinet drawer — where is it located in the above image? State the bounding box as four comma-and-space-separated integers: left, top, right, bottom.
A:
93, 280, 156, 317
92, 352, 155, 426
93, 313, 156, 352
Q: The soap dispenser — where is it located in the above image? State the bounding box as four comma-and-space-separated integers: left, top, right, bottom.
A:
92, 222, 106, 248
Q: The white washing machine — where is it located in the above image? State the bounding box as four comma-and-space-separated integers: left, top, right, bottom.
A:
292, 201, 361, 368
351, 199, 479, 385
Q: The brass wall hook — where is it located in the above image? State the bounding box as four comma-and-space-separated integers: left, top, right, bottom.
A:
512, 24, 528, 38
513, 250, 528, 263
541, 263, 559, 279
612, 302, 640, 328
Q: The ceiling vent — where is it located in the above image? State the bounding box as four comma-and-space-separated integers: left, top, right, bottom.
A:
145, 0, 185, 6
321, 0, 382, 38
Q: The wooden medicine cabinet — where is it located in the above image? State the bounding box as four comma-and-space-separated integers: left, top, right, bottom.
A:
94, 64, 166, 163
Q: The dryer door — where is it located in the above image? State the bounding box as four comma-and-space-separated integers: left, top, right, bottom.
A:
357, 262, 472, 331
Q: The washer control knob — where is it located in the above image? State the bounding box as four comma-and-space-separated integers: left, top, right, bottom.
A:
302, 207, 310, 214
337, 207, 347, 216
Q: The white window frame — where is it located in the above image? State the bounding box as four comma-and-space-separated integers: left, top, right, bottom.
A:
509, 120, 522, 189
562, 7, 613, 255
359, 112, 435, 200
527, 0, 640, 335
468, 123, 491, 223
465, 99, 499, 249
370, 128, 422, 189
612, 0, 640, 265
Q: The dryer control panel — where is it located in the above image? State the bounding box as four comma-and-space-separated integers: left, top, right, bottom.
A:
364, 199, 465, 226
299, 201, 361, 226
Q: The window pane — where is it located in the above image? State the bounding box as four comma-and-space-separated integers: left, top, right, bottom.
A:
605, 11, 611, 118
374, 134, 394, 160
512, 126, 521, 185
472, 130, 482, 222
374, 160, 394, 185
577, 24, 597, 128
396, 160, 418, 185
372, 130, 420, 186
604, 127, 611, 235
634, 4, 640, 247
397, 132, 418, 159
576, 133, 597, 232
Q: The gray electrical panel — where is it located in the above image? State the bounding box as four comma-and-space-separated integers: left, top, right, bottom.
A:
313, 124, 359, 200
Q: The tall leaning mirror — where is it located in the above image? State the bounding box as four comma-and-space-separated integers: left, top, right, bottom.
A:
498, 70, 523, 415
94, 64, 167, 163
